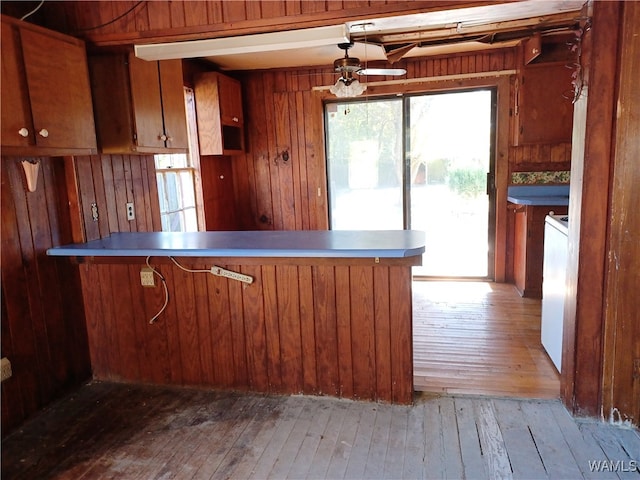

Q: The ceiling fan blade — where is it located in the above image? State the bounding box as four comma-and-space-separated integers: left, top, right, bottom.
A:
358, 68, 406, 76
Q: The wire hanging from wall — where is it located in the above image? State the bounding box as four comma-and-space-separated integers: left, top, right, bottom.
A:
74, 1, 146, 32
20, 0, 44, 21
145, 256, 168, 324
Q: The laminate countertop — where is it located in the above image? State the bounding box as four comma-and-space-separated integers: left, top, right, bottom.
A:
507, 185, 570, 206
46, 230, 426, 259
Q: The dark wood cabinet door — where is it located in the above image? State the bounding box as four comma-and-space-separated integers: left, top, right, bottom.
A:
20, 28, 96, 150
218, 73, 243, 125
128, 55, 165, 150
158, 60, 188, 150
194, 72, 244, 155
515, 63, 574, 145
1, 24, 33, 147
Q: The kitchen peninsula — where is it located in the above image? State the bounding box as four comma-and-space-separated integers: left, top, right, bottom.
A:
508, 185, 569, 298
48, 230, 425, 404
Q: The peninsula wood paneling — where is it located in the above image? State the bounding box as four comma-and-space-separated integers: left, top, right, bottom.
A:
0, 156, 91, 435
78, 259, 415, 404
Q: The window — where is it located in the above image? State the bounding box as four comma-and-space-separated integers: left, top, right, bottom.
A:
154, 87, 204, 232
155, 153, 198, 231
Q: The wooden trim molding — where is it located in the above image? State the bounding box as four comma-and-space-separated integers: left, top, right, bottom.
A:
312, 69, 517, 91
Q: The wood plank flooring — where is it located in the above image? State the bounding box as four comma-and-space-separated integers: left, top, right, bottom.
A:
2, 382, 639, 479
413, 280, 561, 398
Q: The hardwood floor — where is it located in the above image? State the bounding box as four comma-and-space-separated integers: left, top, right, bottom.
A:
413, 280, 561, 399
2, 382, 639, 479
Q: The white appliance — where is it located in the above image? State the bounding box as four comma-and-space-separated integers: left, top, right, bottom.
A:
541, 214, 569, 372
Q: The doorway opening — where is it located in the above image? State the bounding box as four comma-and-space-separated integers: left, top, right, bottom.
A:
325, 88, 496, 279
408, 90, 495, 278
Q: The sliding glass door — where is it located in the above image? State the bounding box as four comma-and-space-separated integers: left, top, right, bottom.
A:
408, 90, 494, 277
325, 89, 495, 278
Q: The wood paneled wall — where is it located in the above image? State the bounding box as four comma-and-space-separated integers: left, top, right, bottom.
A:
72, 154, 160, 240
200, 155, 238, 231
35, 1, 485, 45
79, 259, 415, 404
0, 153, 159, 434
509, 142, 572, 174
231, 50, 520, 231
1, 157, 91, 434
232, 72, 328, 230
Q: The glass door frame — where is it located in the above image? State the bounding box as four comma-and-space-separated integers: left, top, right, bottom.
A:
404, 87, 497, 280
324, 86, 498, 280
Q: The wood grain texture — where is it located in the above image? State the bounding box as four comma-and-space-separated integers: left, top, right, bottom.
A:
0, 157, 91, 435
602, 0, 640, 427
77, 260, 415, 404
4, 382, 638, 479
413, 281, 560, 399
38, 1, 482, 46
73, 154, 159, 240
2, 0, 636, 432
564, 1, 621, 418
512, 204, 568, 298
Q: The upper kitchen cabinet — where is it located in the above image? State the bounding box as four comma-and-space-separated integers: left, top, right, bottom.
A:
88, 53, 188, 154
1, 15, 97, 156
194, 72, 244, 156
513, 62, 574, 145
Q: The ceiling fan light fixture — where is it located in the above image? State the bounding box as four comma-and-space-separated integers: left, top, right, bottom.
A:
330, 77, 367, 97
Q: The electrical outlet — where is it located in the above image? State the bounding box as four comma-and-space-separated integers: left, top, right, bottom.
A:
1, 357, 12, 382
140, 267, 155, 287
126, 202, 135, 221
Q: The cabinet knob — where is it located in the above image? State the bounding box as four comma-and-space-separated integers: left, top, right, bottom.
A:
166, 137, 173, 142
159, 134, 168, 141
232, 117, 239, 123
38, 128, 49, 138
18, 128, 29, 137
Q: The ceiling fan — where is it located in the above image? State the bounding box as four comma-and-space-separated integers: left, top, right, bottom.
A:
330, 42, 406, 97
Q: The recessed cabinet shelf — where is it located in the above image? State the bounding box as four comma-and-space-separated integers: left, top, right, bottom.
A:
88, 53, 188, 154
1, 14, 97, 156
194, 72, 245, 156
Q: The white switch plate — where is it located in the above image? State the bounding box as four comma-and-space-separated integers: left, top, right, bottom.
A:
126, 202, 135, 221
